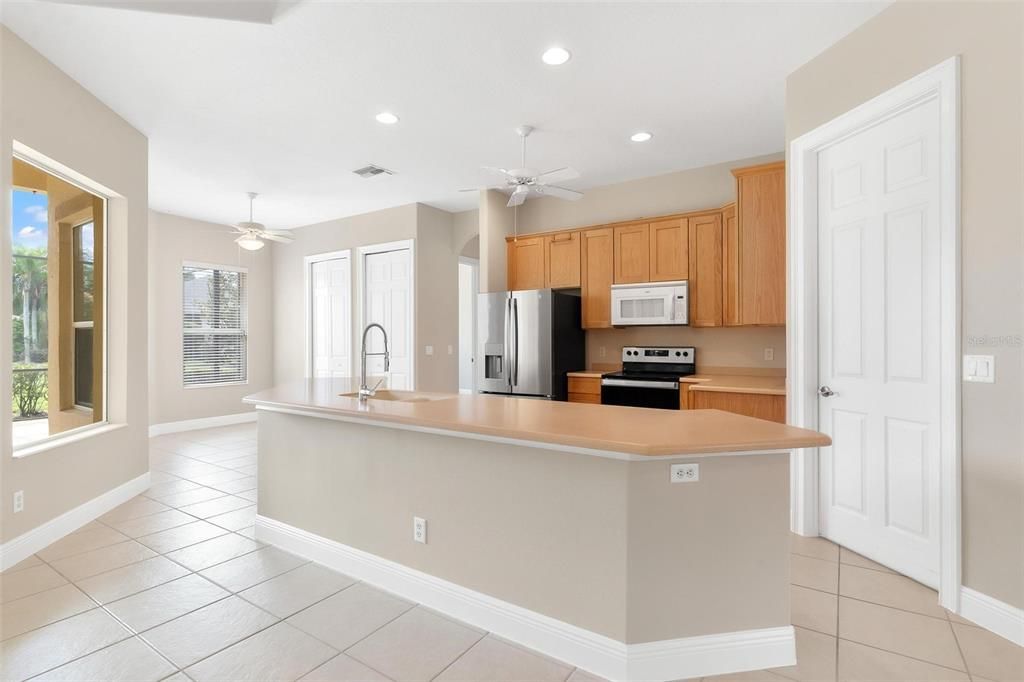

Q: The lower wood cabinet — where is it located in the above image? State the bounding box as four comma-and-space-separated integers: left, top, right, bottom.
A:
688, 390, 786, 423
568, 376, 602, 404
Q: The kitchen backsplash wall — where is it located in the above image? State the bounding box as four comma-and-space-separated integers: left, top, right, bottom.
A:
586, 326, 786, 371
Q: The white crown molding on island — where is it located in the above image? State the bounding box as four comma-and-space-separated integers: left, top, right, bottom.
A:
0, 472, 150, 571
149, 411, 257, 437
255, 515, 796, 681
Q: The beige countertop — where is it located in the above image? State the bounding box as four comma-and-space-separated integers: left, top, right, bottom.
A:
245, 379, 827, 458
566, 371, 786, 395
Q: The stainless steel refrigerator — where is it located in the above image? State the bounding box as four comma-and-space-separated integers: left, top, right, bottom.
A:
477, 289, 586, 400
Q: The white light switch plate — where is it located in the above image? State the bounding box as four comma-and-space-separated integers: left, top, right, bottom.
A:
425, 346, 434, 356
963, 355, 995, 383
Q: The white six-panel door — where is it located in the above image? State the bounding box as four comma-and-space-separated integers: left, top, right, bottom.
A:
817, 95, 942, 588
311, 257, 351, 378
363, 247, 412, 390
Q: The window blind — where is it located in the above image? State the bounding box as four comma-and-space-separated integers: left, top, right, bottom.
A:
182, 264, 247, 386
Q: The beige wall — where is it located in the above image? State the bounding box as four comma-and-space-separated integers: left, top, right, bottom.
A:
415, 205, 459, 393
451, 209, 479, 259
148, 211, 274, 425
587, 327, 786, 372
1, 28, 149, 542
786, 1, 1024, 609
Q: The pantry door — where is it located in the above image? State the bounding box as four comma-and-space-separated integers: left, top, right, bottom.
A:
816, 94, 943, 588
309, 254, 351, 378
362, 243, 413, 390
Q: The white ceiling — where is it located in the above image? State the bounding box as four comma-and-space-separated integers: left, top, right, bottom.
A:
3, 1, 887, 230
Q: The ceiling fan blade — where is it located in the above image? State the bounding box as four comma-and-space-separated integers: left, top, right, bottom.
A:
262, 229, 294, 237
261, 233, 293, 243
536, 167, 580, 184
482, 166, 513, 177
506, 188, 528, 208
536, 185, 583, 201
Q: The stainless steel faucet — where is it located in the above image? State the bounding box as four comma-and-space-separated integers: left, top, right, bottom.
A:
359, 323, 390, 402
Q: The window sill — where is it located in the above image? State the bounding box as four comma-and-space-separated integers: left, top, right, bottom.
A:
183, 381, 249, 390
13, 422, 126, 459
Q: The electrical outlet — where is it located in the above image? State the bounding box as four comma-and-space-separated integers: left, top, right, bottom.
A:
13, 490, 24, 513
599, 346, 607, 358
763, 348, 775, 361
425, 345, 434, 356
447, 345, 454, 355
670, 463, 699, 483
413, 516, 427, 544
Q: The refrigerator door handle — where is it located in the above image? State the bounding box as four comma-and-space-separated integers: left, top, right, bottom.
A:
505, 297, 512, 389
512, 298, 519, 386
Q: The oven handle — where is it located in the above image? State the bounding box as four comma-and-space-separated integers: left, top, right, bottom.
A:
601, 378, 679, 390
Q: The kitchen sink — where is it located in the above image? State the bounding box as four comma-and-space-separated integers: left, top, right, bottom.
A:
339, 390, 452, 403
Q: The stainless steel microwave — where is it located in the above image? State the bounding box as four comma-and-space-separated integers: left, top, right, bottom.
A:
610, 280, 688, 326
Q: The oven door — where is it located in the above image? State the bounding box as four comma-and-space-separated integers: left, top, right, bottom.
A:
600, 378, 681, 410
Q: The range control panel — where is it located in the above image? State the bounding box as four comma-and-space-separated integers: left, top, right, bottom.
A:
621, 346, 695, 364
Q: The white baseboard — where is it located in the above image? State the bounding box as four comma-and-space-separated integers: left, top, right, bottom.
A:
256, 515, 795, 681
149, 411, 257, 437
959, 586, 1024, 646
0, 472, 150, 571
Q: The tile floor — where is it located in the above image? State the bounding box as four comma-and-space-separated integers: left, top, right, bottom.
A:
1, 424, 1021, 681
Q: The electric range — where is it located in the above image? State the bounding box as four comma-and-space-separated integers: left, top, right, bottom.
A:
601, 346, 696, 410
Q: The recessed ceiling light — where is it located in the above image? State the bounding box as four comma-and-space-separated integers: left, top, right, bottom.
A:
541, 46, 571, 66
375, 112, 399, 125
630, 131, 653, 143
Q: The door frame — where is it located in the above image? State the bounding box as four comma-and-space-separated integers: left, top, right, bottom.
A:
356, 239, 415, 390
458, 256, 479, 394
787, 56, 961, 610
303, 249, 351, 378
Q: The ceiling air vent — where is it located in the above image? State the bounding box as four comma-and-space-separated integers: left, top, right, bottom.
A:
352, 164, 394, 179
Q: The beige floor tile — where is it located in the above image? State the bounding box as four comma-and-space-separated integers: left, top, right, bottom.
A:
185, 621, 337, 681
235, 526, 258, 540
301, 654, 391, 681
791, 554, 839, 593
837, 638, 969, 681
165, 442, 222, 458
771, 626, 837, 682
199, 546, 306, 592
435, 634, 573, 681
185, 470, 250, 487
0, 562, 67, 603
206, 505, 257, 531
49, 540, 158, 581
147, 471, 181, 486
99, 496, 172, 524
165, 533, 263, 571
703, 670, 790, 681
236, 489, 258, 503
107, 509, 197, 539
791, 584, 839, 636
839, 547, 897, 574
217, 455, 257, 470
68, 520, 108, 535
945, 609, 975, 626
179, 495, 253, 519
287, 582, 414, 651
145, 478, 202, 501
158, 486, 229, 508
839, 564, 945, 618
951, 622, 1024, 681
838, 597, 965, 671
1, 583, 96, 641
2, 554, 44, 574
347, 606, 485, 682
106, 573, 229, 632
37, 525, 130, 562
239, 562, 355, 618
237, 465, 258, 476
142, 595, 278, 668
137, 520, 230, 554
566, 669, 610, 682
33, 635, 178, 681
207, 477, 257, 495
75, 555, 190, 604
791, 534, 840, 562
0, 608, 132, 681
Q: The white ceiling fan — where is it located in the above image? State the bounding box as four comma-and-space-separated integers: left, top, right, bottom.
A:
463, 126, 583, 208
231, 192, 294, 251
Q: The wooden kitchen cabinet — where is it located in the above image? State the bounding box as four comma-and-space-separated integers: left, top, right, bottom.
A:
581, 227, 614, 329
568, 376, 602, 404
507, 236, 546, 291
690, 390, 786, 423
613, 223, 650, 284
688, 212, 723, 327
545, 231, 581, 288
648, 218, 689, 282
732, 162, 786, 325
722, 203, 741, 326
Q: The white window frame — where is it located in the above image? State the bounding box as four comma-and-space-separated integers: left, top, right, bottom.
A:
356, 239, 415, 390
181, 260, 249, 389
304, 249, 352, 378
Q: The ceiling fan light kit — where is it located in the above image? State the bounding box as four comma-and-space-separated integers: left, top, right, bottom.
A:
230, 192, 295, 251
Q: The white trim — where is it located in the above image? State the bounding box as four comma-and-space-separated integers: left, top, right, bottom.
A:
0, 472, 150, 570
13, 423, 124, 459
148, 411, 256, 437
303, 249, 352, 378
256, 515, 795, 681
183, 260, 248, 274
356, 239, 415, 389
787, 57, 961, 609
250, 403, 793, 463
959, 587, 1024, 647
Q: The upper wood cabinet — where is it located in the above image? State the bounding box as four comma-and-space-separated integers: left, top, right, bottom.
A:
722, 203, 741, 326
581, 227, 614, 329
613, 223, 650, 284
648, 218, 689, 282
732, 161, 786, 325
688, 212, 723, 327
507, 236, 546, 291
545, 231, 581, 288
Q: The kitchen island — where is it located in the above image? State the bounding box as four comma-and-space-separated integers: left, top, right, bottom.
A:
244, 379, 830, 681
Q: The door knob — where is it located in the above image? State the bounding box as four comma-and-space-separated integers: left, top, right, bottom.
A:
819, 386, 836, 398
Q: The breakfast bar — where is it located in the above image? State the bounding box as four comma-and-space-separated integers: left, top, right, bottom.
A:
245, 379, 830, 682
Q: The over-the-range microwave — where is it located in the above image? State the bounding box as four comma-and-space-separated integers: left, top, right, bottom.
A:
610, 280, 688, 326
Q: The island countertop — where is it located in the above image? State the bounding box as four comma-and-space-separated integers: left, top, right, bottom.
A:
245, 379, 829, 458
